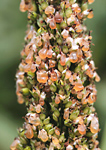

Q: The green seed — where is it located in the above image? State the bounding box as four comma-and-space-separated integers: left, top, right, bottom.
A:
65, 84, 70, 91
60, 1, 65, 9
63, 46, 68, 53
17, 144, 24, 150
54, 110, 60, 117
40, 114, 46, 120
41, 2, 48, 10
82, 3, 88, 11
43, 117, 50, 125
66, 60, 71, 67
58, 63, 64, 72
60, 21, 67, 29
19, 130, 25, 137
65, 8, 72, 18
69, 0, 75, 4
21, 88, 29, 96
48, 128, 55, 135
53, 113, 58, 122
59, 133, 65, 143
57, 38, 62, 45
86, 132, 93, 137
42, 13, 47, 20
70, 110, 79, 120
27, 71, 35, 78
50, 84, 57, 92
20, 137, 27, 145
64, 119, 71, 126
83, 107, 90, 114
65, 101, 72, 108
45, 123, 52, 131
59, 89, 64, 95
32, 3, 37, 12
24, 146, 31, 150
56, 24, 60, 31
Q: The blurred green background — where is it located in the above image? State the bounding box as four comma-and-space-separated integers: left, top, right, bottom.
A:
0, 0, 106, 150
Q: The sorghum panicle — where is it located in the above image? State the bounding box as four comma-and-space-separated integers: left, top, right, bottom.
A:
10, 0, 101, 150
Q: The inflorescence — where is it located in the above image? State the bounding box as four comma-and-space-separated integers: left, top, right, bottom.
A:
10, 0, 101, 150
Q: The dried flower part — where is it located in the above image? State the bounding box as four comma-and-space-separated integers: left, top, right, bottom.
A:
55, 95, 60, 104
45, 6, 55, 15
38, 129, 48, 142
64, 109, 69, 120
54, 12, 63, 23
10, 139, 20, 150
11, 0, 101, 150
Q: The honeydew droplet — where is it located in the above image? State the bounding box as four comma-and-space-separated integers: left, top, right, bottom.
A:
51, 72, 57, 82
95, 73, 101, 82
69, 51, 78, 63
36, 104, 41, 113
39, 98, 45, 106
26, 124, 34, 139
25, 51, 33, 63
87, 11, 94, 19
49, 19, 56, 29
78, 124, 86, 135
47, 49, 53, 58
49, 60, 56, 68
60, 53, 66, 66
52, 137, 59, 145
20, 0, 26, 12
24, 63, 31, 73
54, 12, 63, 23
88, 0, 95, 4
76, 24, 83, 33
72, 3, 81, 13
82, 43, 89, 51
37, 70, 48, 83
65, 70, 71, 79
17, 95, 24, 104
88, 94, 96, 104
36, 56, 41, 65
10, 139, 20, 150
38, 48, 47, 59
69, 75, 73, 83
90, 117, 99, 133
66, 145, 73, 150
73, 82, 84, 92
30, 63, 36, 73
